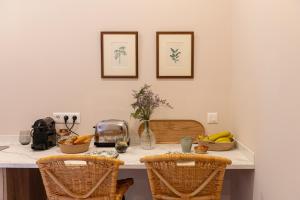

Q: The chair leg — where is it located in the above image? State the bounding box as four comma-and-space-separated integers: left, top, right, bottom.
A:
122, 196, 125, 200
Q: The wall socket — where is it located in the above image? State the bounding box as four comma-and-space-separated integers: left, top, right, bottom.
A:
207, 112, 218, 124
53, 112, 80, 124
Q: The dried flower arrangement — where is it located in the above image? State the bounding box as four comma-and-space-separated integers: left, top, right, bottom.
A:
131, 84, 173, 121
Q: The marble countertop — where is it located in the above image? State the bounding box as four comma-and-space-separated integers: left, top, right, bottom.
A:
0, 136, 254, 169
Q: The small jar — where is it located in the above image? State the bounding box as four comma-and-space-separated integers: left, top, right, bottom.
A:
115, 137, 128, 153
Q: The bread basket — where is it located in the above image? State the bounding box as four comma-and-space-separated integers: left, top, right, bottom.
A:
59, 140, 91, 154
58, 136, 92, 154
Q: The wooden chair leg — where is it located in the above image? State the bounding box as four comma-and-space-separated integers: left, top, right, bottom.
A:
122, 196, 125, 200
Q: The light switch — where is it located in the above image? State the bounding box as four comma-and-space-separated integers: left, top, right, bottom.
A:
207, 112, 218, 124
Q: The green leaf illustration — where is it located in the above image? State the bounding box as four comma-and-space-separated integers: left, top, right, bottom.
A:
169, 48, 181, 63
114, 46, 127, 64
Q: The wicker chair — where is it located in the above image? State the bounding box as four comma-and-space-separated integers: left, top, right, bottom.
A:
140, 154, 231, 200
37, 155, 133, 200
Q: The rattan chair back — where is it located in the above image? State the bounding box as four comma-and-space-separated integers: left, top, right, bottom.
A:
37, 155, 124, 200
140, 154, 231, 200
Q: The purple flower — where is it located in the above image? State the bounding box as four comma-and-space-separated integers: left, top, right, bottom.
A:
131, 84, 173, 121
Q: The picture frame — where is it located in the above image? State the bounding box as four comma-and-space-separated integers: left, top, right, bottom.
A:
156, 32, 194, 78
101, 32, 138, 78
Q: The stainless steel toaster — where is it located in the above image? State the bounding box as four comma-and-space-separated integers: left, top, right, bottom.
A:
94, 119, 129, 147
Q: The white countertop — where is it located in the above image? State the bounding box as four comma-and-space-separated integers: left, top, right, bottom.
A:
0, 136, 254, 170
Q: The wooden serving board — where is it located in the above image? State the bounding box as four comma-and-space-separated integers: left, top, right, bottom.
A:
138, 120, 205, 144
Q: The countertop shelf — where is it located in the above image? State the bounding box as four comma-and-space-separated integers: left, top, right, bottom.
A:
0, 136, 254, 170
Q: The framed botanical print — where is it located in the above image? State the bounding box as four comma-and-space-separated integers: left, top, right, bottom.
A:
156, 32, 194, 78
101, 32, 138, 78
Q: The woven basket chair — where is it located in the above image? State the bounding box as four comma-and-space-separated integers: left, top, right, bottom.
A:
37, 155, 133, 200
140, 154, 231, 200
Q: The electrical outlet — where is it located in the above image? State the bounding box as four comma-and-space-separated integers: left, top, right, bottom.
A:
207, 112, 218, 124
53, 112, 80, 124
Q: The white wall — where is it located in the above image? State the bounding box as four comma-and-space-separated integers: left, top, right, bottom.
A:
0, 1, 233, 199
4, 0, 300, 199
231, 0, 300, 199
0, 0, 232, 139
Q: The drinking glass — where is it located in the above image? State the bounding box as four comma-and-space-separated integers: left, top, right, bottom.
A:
115, 136, 128, 153
19, 130, 31, 145
180, 136, 193, 153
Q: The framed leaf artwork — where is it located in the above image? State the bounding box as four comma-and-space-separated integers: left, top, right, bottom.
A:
101, 32, 138, 78
156, 32, 194, 78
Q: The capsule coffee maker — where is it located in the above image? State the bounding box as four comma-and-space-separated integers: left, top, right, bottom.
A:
31, 117, 57, 150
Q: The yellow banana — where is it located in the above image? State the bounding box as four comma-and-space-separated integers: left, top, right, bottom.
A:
198, 135, 205, 140
215, 137, 232, 143
208, 131, 231, 141
202, 137, 211, 142
198, 135, 211, 142
228, 134, 234, 139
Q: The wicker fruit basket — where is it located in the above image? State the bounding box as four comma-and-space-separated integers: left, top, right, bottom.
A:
59, 142, 91, 154
197, 140, 236, 151
58, 135, 94, 154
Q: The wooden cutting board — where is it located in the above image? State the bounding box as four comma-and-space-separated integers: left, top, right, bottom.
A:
138, 120, 205, 144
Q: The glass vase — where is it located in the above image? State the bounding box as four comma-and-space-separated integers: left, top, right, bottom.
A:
140, 120, 156, 150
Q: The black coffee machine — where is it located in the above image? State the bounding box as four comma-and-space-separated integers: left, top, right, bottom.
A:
31, 117, 57, 150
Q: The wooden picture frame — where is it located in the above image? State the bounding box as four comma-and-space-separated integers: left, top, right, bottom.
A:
156, 32, 194, 78
101, 32, 138, 78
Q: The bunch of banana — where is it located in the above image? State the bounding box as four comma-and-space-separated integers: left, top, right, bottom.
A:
198, 131, 234, 143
